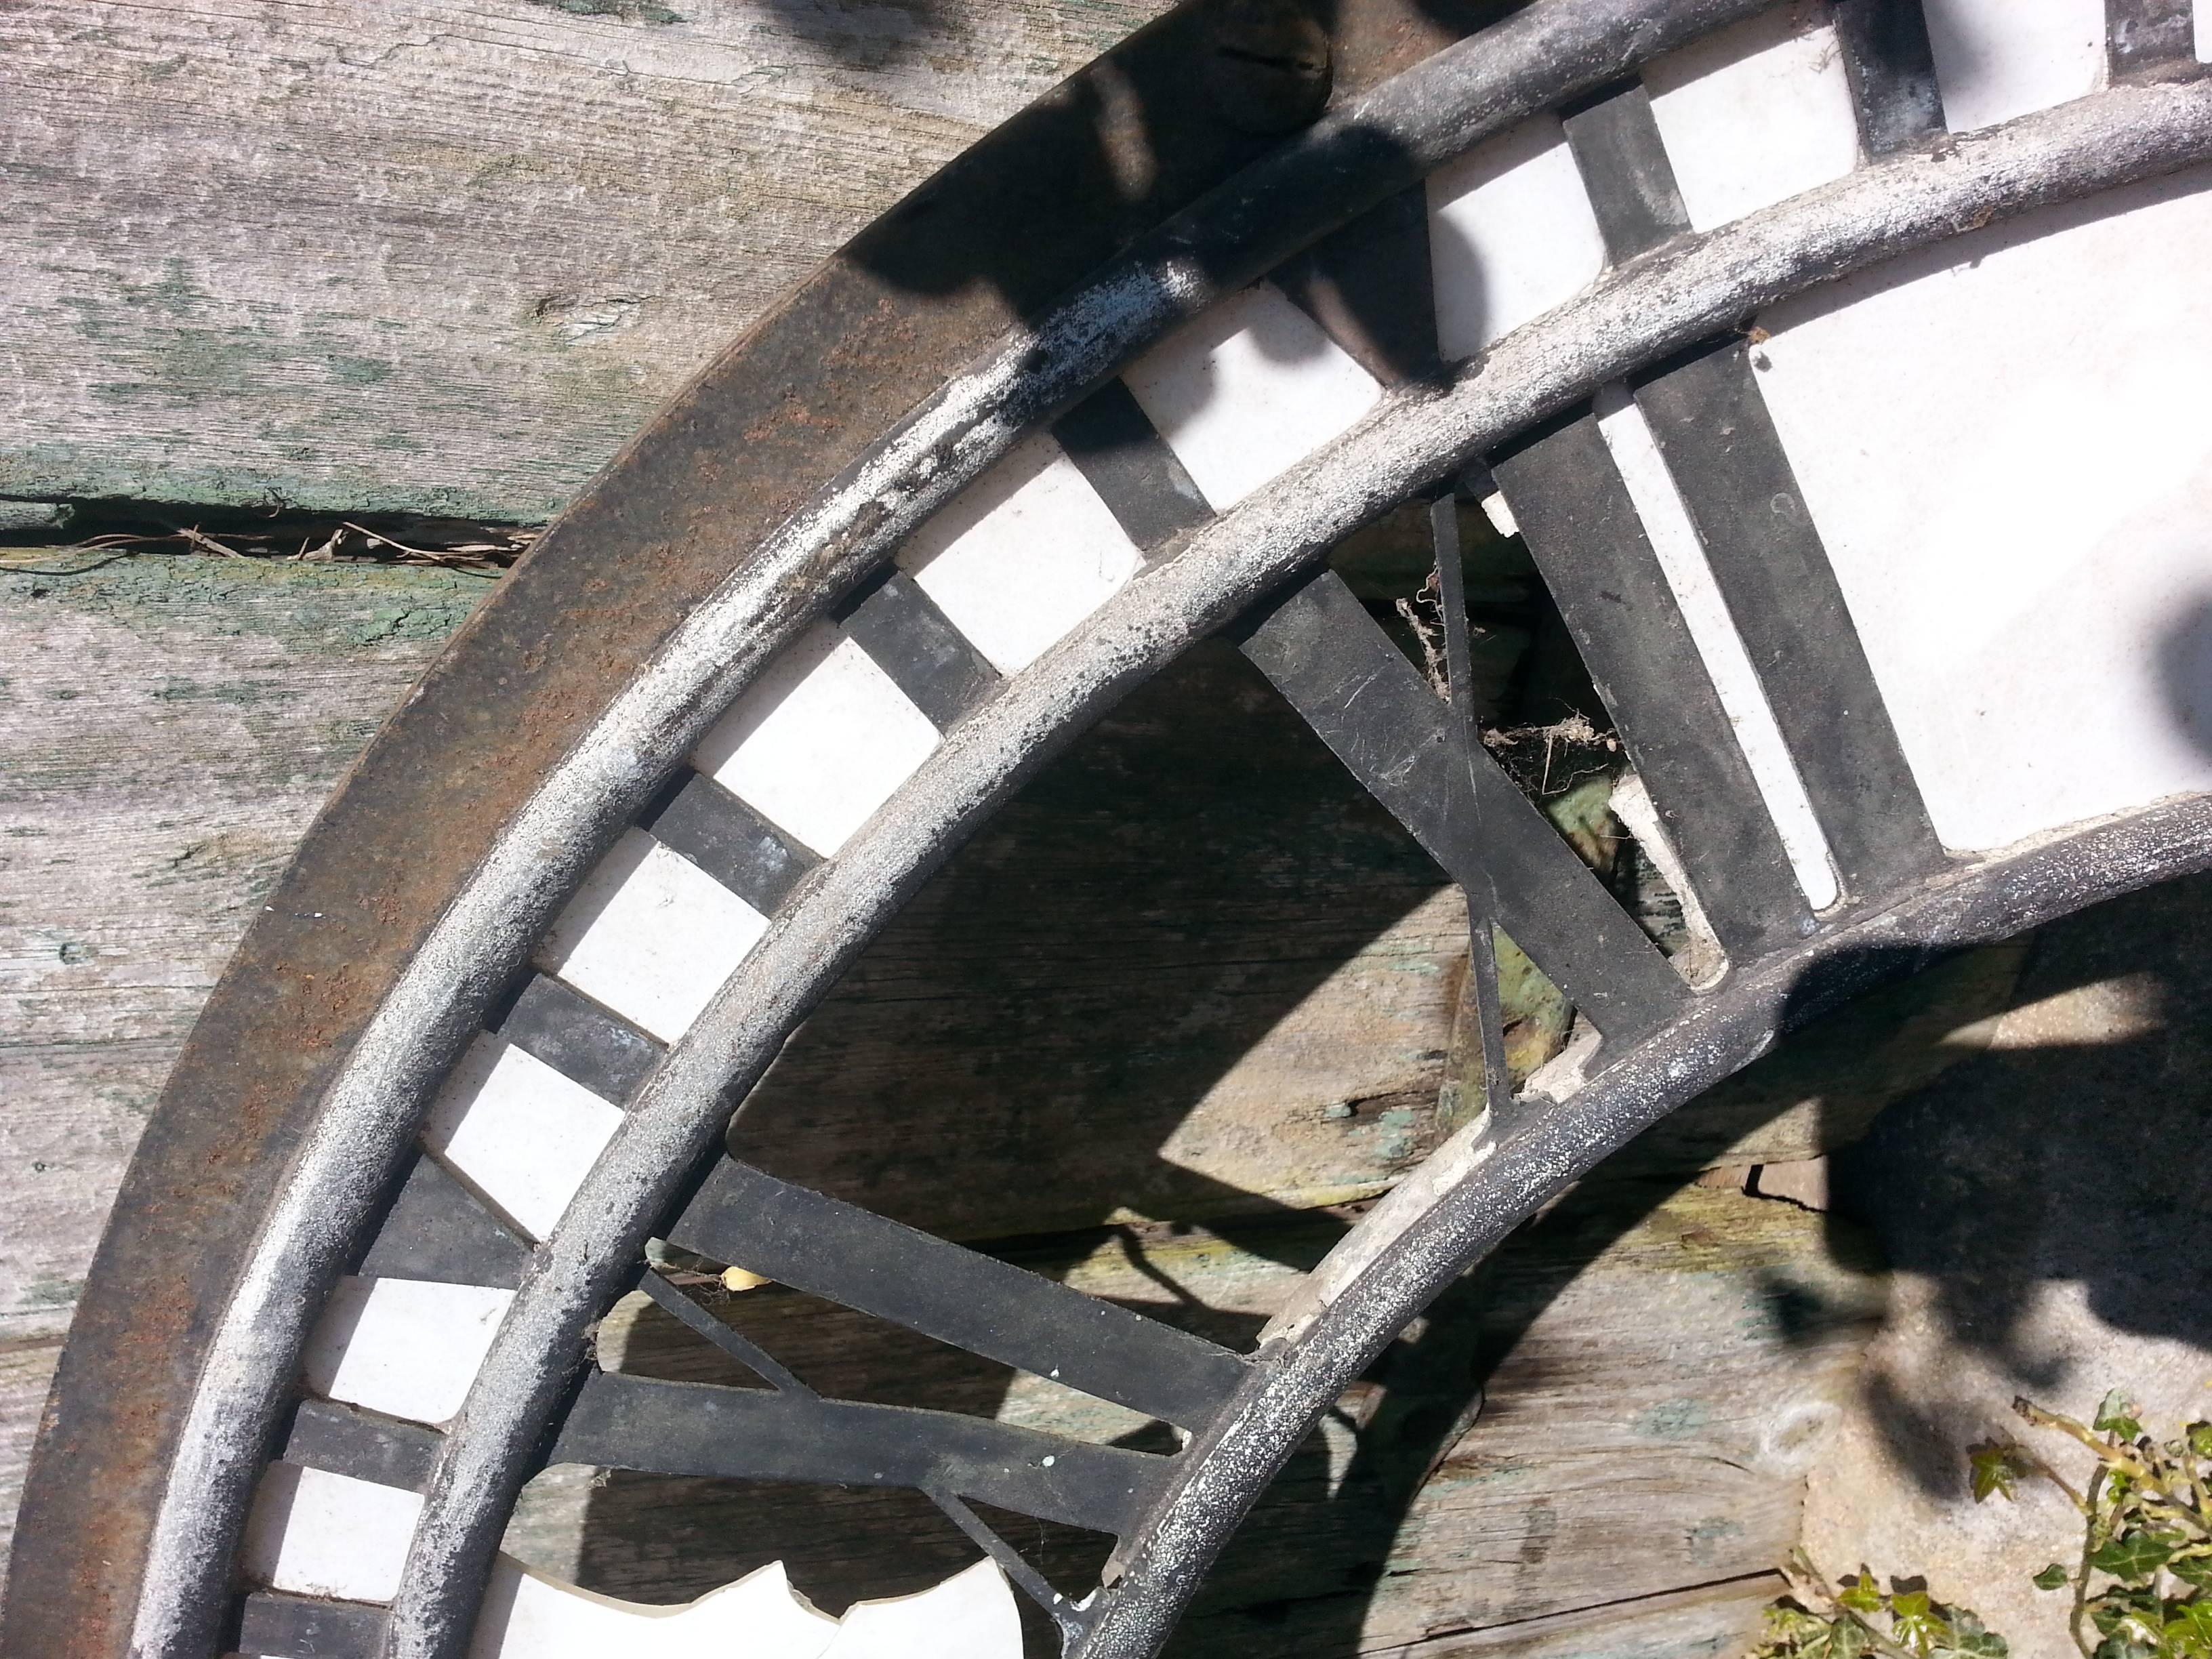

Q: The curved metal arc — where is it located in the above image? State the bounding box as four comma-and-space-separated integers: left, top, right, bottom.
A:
389, 80, 2212, 1659
115, 6, 1801, 1652
1079, 796, 2212, 1656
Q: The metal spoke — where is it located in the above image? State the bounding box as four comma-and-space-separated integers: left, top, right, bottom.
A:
669, 1160, 1249, 1430
238, 1591, 386, 1659
1832, 0, 1947, 156
552, 1371, 1167, 1538
1429, 493, 1515, 1120
1634, 339, 1944, 901
636, 1265, 813, 1396
1492, 415, 1814, 956
926, 1483, 1095, 1647
836, 567, 1004, 729
1237, 569, 1689, 1044
356, 1154, 532, 1290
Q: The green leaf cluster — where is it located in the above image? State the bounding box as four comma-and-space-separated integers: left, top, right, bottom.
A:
1760, 1391, 2211, 1659
2001, 1393, 2211, 1659
1754, 1555, 2008, 1659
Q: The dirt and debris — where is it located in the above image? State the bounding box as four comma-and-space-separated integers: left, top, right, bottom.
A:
0, 499, 539, 577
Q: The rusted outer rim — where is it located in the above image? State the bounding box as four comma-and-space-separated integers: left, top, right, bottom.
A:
390, 80, 2212, 1659
1080, 794, 2212, 1656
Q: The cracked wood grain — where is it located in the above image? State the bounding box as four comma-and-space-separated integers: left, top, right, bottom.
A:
0, 0, 1174, 520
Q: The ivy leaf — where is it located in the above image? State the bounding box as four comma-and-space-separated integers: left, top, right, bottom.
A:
2090, 1635, 2156, 1659
1890, 1590, 1952, 1654
2089, 1590, 2162, 1637
2089, 1534, 2178, 1584
1767, 1607, 1830, 1639
1970, 1441, 2030, 1503
2186, 1422, 2212, 1457
2032, 1565, 2074, 1592
1760, 1606, 1838, 1658
2096, 1390, 2145, 1440
2171, 1552, 2212, 1590
1830, 1614, 1872, 1659
1839, 1573, 1885, 1616
2165, 1603, 2212, 1659
1934, 1608, 2009, 1659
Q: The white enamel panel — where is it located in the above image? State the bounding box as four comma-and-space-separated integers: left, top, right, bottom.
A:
1922, 0, 2104, 132
821, 1560, 1023, 1658
1755, 166, 2212, 852
473, 1556, 835, 1659
304, 1275, 513, 1426
695, 623, 941, 857
898, 430, 1143, 674
1591, 388, 1841, 911
244, 1462, 424, 1603
1644, 2, 1861, 230
535, 829, 769, 1043
424, 1035, 626, 1239
1428, 115, 1609, 360
1122, 283, 1381, 510
469, 1555, 1021, 1659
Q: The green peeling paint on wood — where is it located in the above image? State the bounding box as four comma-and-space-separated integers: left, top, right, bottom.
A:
0, 552, 489, 1345
0, 0, 1176, 520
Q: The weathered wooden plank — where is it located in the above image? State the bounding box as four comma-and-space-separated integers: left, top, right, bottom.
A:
1182, 1183, 1886, 1655
0, 1340, 62, 1588
533, 1181, 1881, 1654
1372, 1576, 1784, 1659
0, 552, 489, 1340
0, 0, 1172, 520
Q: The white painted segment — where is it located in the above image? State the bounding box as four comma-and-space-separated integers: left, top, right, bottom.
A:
469, 1554, 1021, 1659
303, 1275, 513, 1427
1922, 0, 2104, 132
1755, 164, 2212, 852
535, 828, 769, 1043
1429, 115, 1609, 360
822, 1560, 1023, 1658
1645, 2, 1861, 230
2200, 1, 2211, 64
243, 1462, 423, 1603
473, 1556, 835, 1659
1121, 283, 1380, 510
694, 623, 941, 857
897, 430, 1142, 674
1591, 388, 1841, 912
424, 1034, 626, 1240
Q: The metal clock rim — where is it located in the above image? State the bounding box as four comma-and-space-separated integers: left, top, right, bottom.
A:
396, 73, 2212, 1659
77, 5, 1835, 1649
5, 4, 2209, 1658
